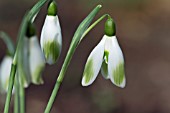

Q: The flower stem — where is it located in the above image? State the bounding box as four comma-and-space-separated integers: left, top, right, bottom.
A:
3, 63, 17, 113
19, 79, 25, 113
14, 74, 20, 113
44, 5, 105, 113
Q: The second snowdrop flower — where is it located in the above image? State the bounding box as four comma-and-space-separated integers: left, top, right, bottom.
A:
40, 1, 62, 65
82, 17, 126, 88
27, 23, 45, 85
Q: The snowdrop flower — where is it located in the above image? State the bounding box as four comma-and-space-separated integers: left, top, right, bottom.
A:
40, 1, 62, 65
82, 18, 126, 88
27, 23, 45, 85
0, 56, 14, 93
19, 23, 45, 86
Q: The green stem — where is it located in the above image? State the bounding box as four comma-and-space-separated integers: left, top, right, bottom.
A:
3, 0, 49, 113
19, 79, 25, 113
44, 6, 108, 113
3, 63, 17, 113
14, 74, 20, 113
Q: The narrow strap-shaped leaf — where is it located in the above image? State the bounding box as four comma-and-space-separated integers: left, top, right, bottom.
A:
70, 5, 102, 49
0, 31, 15, 56
57, 4, 102, 82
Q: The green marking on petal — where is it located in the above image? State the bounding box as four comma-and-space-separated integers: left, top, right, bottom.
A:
104, 50, 109, 63
32, 65, 44, 84
101, 60, 109, 79
83, 59, 94, 84
112, 62, 125, 86
43, 40, 61, 64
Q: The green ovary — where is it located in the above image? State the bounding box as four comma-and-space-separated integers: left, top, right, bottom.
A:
43, 40, 61, 63
112, 62, 125, 85
83, 59, 94, 84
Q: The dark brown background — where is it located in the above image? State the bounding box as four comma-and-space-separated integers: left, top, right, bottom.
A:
1, 0, 170, 113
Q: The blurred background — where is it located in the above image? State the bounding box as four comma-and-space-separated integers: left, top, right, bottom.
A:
1, 0, 170, 113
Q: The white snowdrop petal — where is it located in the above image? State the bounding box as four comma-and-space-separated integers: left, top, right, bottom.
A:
29, 36, 45, 84
40, 15, 62, 64
19, 37, 31, 87
108, 36, 126, 88
0, 56, 13, 93
82, 37, 106, 86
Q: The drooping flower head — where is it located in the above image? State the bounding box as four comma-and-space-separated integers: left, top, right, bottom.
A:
82, 17, 126, 88
18, 23, 45, 87
26, 23, 45, 85
40, 1, 62, 65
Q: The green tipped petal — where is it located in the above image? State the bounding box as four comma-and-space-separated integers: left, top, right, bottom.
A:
112, 62, 125, 86
18, 37, 31, 88
43, 40, 61, 64
108, 36, 126, 88
82, 37, 105, 86
40, 15, 62, 65
82, 59, 94, 84
31, 65, 44, 84
29, 36, 45, 85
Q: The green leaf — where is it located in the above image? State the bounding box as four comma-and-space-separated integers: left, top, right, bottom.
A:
70, 5, 102, 50
0, 31, 15, 56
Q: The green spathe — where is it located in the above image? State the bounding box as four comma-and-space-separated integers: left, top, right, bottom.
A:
26, 23, 36, 37
83, 59, 94, 84
43, 40, 61, 64
112, 62, 125, 86
47, 1, 57, 16
104, 18, 116, 36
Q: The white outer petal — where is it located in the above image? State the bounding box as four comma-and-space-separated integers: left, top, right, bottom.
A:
40, 15, 62, 64
29, 36, 45, 84
22, 37, 31, 87
107, 36, 126, 88
82, 37, 106, 86
0, 56, 13, 93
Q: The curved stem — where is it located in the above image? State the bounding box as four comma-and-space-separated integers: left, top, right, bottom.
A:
14, 74, 20, 113
44, 6, 109, 113
3, 63, 17, 113
19, 79, 25, 113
